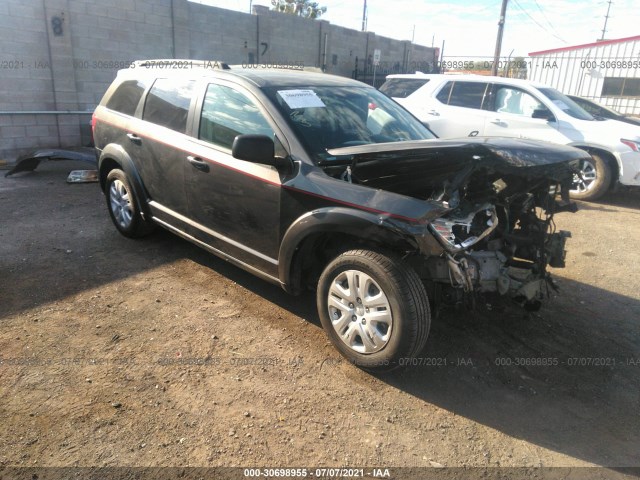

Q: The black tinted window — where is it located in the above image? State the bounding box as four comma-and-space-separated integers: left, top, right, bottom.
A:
199, 84, 274, 150
602, 77, 640, 97
106, 80, 147, 115
379, 78, 429, 98
435, 82, 453, 104
447, 82, 489, 109
143, 79, 195, 133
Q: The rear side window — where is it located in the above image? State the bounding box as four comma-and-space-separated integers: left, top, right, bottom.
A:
438, 81, 489, 109
106, 80, 147, 116
379, 78, 429, 98
199, 83, 274, 150
143, 79, 195, 133
435, 82, 453, 104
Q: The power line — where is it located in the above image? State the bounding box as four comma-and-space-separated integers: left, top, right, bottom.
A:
511, 0, 567, 44
532, 0, 563, 38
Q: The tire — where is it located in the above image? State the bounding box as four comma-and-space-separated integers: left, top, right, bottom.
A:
105, 169, 155, 238
570, 152, 612, 201
316, 249, 430, 371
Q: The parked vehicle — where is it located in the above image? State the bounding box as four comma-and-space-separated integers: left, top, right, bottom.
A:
567, 95, 640, 127
94, 61, 586, 370
381, 73, 640, 200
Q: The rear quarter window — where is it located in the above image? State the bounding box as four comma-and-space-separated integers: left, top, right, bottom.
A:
142, 78, 195, 133
105, 80, 148, 116
379, 78, 429, 98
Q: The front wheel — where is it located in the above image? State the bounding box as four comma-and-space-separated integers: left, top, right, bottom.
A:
316, 249, 430, 371
570, 153, 612, 201
105, 169, 155, 238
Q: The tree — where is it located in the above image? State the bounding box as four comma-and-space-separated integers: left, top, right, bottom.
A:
271, 0, 327, 19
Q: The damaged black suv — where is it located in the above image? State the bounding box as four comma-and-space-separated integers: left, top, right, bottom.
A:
94, 60, 586, 370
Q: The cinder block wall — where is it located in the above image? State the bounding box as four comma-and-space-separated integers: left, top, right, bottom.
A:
0, 0, 437, 162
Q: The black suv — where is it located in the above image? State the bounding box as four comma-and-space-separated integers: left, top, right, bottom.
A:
94, 60, 586, 370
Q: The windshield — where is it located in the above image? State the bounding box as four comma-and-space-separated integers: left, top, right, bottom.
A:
537, 88, 594, 121
263, 85, 436, 162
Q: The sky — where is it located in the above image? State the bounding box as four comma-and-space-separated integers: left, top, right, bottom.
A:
191, 0, 640, 59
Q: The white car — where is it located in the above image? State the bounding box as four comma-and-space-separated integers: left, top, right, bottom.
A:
381, 73, 640, 200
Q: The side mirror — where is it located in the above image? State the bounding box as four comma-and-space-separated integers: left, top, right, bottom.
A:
232, 134, 275, 164
532, 108, 555, 122
232, 134, 293, 173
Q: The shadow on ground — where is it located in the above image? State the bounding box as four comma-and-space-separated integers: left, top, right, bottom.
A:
2, 163, 639, 468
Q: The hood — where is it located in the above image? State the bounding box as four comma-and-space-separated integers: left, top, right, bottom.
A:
563, 117, 640, 143
325, 137, 589, 198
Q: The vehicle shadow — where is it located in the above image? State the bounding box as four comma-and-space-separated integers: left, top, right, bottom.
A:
375, 278, 640, 468
583, 187, 640, 210
185, 234, 640, 468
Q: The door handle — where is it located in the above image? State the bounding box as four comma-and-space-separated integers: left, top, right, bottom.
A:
427, 110, 440, 116
490, 119, 504, 125
187, 155, 209, 173
126, 133, 142, 144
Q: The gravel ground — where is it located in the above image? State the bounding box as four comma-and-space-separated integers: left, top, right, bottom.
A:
0, 161, 639, 477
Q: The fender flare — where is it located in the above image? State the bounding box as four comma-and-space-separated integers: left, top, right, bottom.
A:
98, 144, 152, 220
278, 207, 420, 291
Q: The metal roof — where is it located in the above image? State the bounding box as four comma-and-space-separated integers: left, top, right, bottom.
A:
529, 34, 640, 56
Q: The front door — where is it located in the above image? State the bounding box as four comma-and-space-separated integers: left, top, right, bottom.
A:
183, 81, 284, 275
483, 84, 567, 144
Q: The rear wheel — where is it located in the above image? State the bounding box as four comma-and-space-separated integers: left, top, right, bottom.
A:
316, 249, 430, 371
105, 169, 154, 238
570, 153, 612, 200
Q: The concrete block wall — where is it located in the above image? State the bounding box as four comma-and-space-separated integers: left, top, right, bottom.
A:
0, 0, 437, 162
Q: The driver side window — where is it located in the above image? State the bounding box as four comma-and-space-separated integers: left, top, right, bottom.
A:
492, 85, 544, 117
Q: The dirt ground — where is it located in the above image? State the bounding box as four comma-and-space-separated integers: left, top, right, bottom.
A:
1, 161, 639, 475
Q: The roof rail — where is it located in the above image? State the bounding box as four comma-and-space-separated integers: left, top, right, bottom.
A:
132, 59, 230, 69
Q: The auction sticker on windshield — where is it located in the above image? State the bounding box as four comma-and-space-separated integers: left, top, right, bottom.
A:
277, 89, 326, 109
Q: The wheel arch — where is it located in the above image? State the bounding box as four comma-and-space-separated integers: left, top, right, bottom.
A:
98, 144, 152, 221
278, 207, 420, 295
570, 144, 620, 183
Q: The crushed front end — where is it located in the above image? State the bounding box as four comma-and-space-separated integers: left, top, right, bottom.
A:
422, 180, 575, 311
326, 138, 587, 311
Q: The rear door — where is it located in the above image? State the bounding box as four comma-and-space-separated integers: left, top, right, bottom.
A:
129, 77, 196, 214
425, 80, 491, 138
182, 80, 285, 275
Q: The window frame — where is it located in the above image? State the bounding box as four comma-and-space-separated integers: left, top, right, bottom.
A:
435, 80, 491, 110
105, 79, 148, 116
379, 78, 430, 99
141, 77, 197, 134
602, 77, 640, 98
486, 83, 546, 117
189, 79, 290, 158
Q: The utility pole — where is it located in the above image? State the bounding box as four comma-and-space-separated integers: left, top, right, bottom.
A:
361, 0, 367, 32
491, 0, 508, 76
600, 0, 612, 41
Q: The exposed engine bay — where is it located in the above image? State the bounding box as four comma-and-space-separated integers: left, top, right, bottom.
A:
324, 138, 586, 311
423, 187, 573, 311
